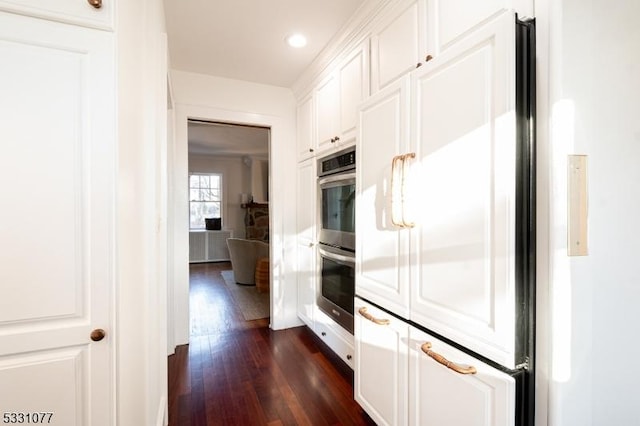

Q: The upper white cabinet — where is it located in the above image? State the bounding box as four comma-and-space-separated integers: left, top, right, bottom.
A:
338, 42, 369, 144
431, 0, 511, 53
315, 42, 369, 156
296, 92, 315, 161
356, 76, 412, 319
370, 0, 430, 94
0, 0, 113, 30
409, 12, 518, 368
315, 72, 339, 152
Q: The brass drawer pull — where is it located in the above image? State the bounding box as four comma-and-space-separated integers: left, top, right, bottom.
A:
421, 342, 477, 375
87, 0, 102, 9
358, 307, 390, 325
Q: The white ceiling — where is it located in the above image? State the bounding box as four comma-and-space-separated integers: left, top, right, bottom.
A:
165, 0, 365, 156
164, 0, 365, 88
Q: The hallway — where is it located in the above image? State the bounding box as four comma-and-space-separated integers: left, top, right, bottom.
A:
167, 262, 374, 425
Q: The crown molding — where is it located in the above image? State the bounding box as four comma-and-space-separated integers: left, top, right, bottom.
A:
291, 0, 398, 99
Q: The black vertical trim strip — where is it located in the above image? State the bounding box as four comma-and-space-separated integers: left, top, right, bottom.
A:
515, 15, 536, 426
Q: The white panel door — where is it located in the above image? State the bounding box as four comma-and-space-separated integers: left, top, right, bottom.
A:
296, 159, 316, 327
354, 298, 409, 426
0, 12, 114, 426
370, 0, 429, 93
315, 72, 339, 152
410, 12, 518, 368
431, 0, 508, 52
338, 42, 369, 144
356, 76, 411, 318
296, 93, 315, 161
409, 327, 515, 426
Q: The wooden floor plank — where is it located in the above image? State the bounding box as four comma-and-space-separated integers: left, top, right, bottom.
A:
168, 262, 375, 426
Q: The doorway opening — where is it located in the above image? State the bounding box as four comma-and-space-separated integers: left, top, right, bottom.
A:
186, 119, 271, 335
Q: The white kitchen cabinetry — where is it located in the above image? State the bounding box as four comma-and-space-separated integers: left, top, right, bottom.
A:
431, 0, 531, 54
358, 11, 521, 369
370, 0, 430, 94
354, 298, 408, 426
296, 92, 315, 162
189, 230, 233, 263
296, 159, 316, 327
0, 0, 113, 29
314, 310, 355, 370
315, 72, 339, 152
356, 76, 412, 319
354, 299, 515, 426
315, 42, 369, 155
409, 327, 515, 426
409, 12, 519, 368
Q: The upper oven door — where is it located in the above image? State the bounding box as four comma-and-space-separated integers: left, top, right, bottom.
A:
318, 172, 356, 251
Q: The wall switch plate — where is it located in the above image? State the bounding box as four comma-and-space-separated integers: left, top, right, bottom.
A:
567, 155, 588, 256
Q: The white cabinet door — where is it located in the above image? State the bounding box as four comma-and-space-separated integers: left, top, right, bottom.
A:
354, 298, 409, 426
338, 41, 369, 145
0, 12, 114, 425
315, 72, 340, 152
410, 12, 518, 368
356, 76, 411, 318
370, 0, 430, 93
409, 327, 515, 426
431, 0, 509, 53
296, 160, 316, 327
0, 0, 113, 29
296, 92, 315, 161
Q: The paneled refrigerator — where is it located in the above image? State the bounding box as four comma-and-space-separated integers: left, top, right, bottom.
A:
354, 11, 535, 426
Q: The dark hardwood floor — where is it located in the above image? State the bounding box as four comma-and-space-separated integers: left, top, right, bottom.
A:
168, 262, 376, 426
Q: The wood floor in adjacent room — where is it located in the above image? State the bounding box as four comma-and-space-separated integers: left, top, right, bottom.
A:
168, 262, 375, 426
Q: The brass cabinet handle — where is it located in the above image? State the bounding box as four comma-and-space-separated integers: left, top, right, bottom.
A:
358, 307, 390, 325
90, 329, 106, 342
421, 342, 476, 374
87, 0, 102, 8
390, 153, 416, 228
425, 54, 433, 62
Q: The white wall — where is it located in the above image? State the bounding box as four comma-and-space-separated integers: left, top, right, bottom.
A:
116, 0, 169, 424
189, 154, 249, 237
170, 70, 302, 348
541, 0, 640, 424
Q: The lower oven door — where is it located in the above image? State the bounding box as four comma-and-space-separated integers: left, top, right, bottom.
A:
317, 245, 355, 334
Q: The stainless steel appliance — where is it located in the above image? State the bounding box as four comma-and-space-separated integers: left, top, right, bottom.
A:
317, 244, 355, 334
317, 147, 356, 333
318, 147, 356, 252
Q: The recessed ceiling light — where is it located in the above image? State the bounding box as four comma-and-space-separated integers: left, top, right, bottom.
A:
286, 33, 307, 48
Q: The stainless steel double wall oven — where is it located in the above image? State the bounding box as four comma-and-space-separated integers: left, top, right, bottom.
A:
317, 147, 356, 334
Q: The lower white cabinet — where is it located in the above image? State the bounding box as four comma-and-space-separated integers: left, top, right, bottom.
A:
355, 298, 516, 426
314, 310, 355, 369
354, 298, 409, 426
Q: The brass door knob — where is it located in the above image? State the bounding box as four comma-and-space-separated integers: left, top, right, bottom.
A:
90, 329, 106, 342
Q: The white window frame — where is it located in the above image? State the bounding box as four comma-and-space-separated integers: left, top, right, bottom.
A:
189, 172, 223, 229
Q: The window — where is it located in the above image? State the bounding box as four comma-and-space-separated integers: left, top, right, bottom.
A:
189, 173, 222, 229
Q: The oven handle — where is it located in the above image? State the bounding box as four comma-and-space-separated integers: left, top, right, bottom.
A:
318, 172, 356, 187
318, 246, 355, 267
